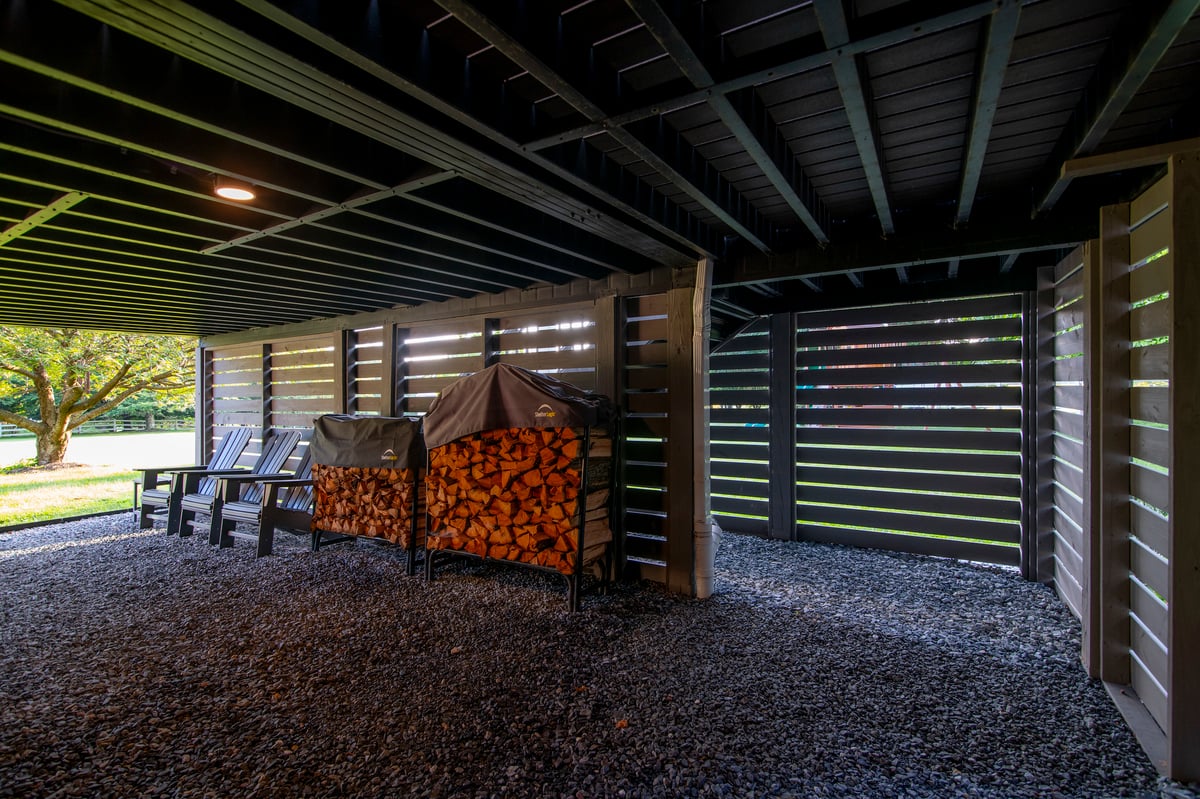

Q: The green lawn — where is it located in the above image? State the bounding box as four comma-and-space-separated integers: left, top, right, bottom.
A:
0, 461, 136, 527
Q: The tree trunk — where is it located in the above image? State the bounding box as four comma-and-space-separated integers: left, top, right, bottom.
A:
36, 428, 71, 465
145, 411, 155, 430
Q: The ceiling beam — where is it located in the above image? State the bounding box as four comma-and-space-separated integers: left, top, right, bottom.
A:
0, 191, 88, 245
60, 0, 698, 267
524, 0, 1002, 152
720, 211, 1098, 287
955, 0, 1020, 227
753, 269, 1038, 316
432, 0, 772, 252
1034, 0, 1200, 214
812, 0, 895, 236
625, 0, 830, 245
238, 0, 713, 262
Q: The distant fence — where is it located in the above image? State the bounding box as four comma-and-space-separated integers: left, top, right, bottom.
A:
0, 419, 194, 438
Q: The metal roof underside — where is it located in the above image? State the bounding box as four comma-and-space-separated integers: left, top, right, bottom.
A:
1, 0, 1198, 336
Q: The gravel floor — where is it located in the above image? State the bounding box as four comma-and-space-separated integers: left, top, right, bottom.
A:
2, 517, 1197, 799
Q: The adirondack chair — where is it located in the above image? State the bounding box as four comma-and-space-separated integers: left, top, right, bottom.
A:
210, 446, 315, 557
137, 427, 253, 531
172, 430, 303, 537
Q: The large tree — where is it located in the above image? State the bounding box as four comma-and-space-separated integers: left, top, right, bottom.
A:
0, 327, 195, 465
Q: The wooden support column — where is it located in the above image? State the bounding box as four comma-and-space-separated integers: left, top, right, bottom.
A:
594, 294, 626, 574
1080, 240, 1104, 678
261, 342, 274, 439
1167, 151, 1200, 781
1033, 266, 1057, 583
666, 259, 712, 596
1022, 281, 1055, 582
383, 325, 401, 416
332, 329, 350, 415
195, 346, 212, 464
1097, 203, 1131, 686
483, 318, 501, 367
769, 312, 796, 541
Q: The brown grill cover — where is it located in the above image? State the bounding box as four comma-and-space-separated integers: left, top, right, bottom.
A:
310, 414, 422, 469
422, 363, 614, 449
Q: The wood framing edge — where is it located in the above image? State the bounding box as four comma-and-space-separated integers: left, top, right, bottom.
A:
1167, 150, 1200, 781
1104, 681, 1169, 776
1061, 136, 1200, 180
199, 268, 679, 349
1097, 202, 1131, 686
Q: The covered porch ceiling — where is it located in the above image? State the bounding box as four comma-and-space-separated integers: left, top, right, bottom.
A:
1, 0, 1198, 336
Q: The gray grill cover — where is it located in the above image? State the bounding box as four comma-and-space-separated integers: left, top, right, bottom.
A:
310, 415, 422, 469
422, 363, 614, 449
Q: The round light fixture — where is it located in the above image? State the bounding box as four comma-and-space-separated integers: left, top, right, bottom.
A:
214, 178, 255, 201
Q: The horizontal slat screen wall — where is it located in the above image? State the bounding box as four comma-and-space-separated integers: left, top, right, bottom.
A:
209, 343, 264, 466
495, 305, 597, 391
351, 326, 385, 415
1050, 248, 1087, 619
1127, 176, 1171, 731
269, 336, 337, 442
793, 295, 1025, 565
623, 294, 669, 580
399, 321, 484, 416
709, 318, 771, 536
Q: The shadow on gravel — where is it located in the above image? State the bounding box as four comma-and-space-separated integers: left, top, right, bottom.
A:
0, 517, 1195, 799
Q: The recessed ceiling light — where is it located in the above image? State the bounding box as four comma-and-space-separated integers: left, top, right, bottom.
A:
214, 178, 255, 201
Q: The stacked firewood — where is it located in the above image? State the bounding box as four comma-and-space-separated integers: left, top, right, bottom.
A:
426, 426, 612, 574
312, 464, 424, 548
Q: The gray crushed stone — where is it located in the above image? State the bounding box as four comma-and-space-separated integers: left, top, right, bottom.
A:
1, 516, 1197, 799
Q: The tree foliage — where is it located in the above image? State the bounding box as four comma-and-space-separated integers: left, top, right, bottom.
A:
0, 327, 195, 464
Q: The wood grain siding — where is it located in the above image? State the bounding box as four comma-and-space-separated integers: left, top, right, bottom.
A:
494, 304, 598, 391
709, 317, 771, 537
209, 343, 264, 467
793, 294, 1024, 564
1127, 177, 1170, 732
622, 293, 669, 582
1049, 247, 1089, 630
399, 321, 486, 416
350, 326, 385, 415
268, 335, 338, 434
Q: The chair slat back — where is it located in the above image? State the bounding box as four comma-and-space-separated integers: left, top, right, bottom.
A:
198, 430, 300, 497
242, 443, 311, 506
277, 448, 315, 512
208, 427, 253, 471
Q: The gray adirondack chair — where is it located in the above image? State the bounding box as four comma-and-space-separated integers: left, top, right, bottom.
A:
173, 430, 302, 537
138, 427, 253, 531
211, 446, 315, 557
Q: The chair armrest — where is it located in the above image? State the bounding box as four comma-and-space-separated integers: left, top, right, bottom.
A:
253, 476, 312, 487
217, 471, 297, 485
166, 466, 248, 476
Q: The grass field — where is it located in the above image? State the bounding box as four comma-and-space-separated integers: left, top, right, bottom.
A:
0, 431, 193, 527
0, 463, 137, 526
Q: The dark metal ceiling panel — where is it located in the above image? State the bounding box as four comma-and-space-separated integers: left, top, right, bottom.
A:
0, 0, 1195, 333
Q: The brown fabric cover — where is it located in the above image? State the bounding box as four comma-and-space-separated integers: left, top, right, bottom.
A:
422, 363, 614, 449
310, 414, 423, 469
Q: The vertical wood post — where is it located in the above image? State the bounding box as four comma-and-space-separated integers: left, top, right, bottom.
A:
261, 342, 273, 440
338, 326, 350, 412
195, 346, 212, 464
1021, 289, 1037, 580
1034, 266, 1056, 583
483, 318, 501, 367
1097, 203, 1131, 686
383, 325, 401, 416
594, 294, 626, 574
1167, 151, 1200, 781
665, 260, 712, 596
769, 312, 796, 541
